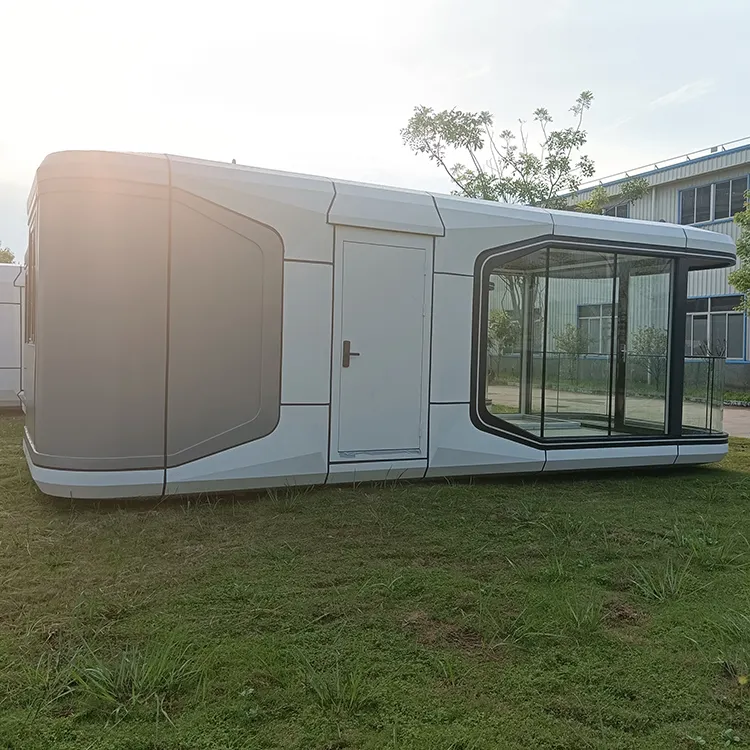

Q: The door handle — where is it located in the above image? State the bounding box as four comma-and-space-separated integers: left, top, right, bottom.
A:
342, 339, 360, 368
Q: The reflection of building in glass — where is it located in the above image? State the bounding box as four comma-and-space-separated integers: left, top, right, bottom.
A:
568, 139, 750, 392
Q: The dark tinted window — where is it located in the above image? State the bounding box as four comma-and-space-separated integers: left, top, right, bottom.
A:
695, 185, 712, 222
680, 189, 695, 224
731, 178, 748, 216
727, 313, 745, 359
711, 295, 743, 312
714, 181, 730, 220
615, 204, 629, 218
686, 297, 709, 313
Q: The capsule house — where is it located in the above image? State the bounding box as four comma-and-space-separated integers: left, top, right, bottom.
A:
22, 151, 734, 498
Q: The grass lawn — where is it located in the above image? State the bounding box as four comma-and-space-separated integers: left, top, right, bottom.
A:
3, 416, 750, 749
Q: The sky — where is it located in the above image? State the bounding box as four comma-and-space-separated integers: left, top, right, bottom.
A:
2, 0, 750, 256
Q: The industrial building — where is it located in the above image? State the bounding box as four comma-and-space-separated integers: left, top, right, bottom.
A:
570, 138, 750, 391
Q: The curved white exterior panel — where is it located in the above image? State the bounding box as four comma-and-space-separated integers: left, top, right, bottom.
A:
328, 180, 443, 236
169, 156, 335, 263
165, 405, 329, 495
327, 460, 427, 484
427, 404, 545, 477
683, 225, 738, 256
676, 442, 729, 465
281, 261, 332, 405
431, 274, 473, 404
23, 443, 164, 498
543, 445, 678, 472
434, 196, 552, 276
550, 208, 687, 248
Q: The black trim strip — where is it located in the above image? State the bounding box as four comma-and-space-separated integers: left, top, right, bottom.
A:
435, 271, 474, 278
160, 156, 174, 497
281, 402, 330, 407
430, 194, 447, 237
431, 400, 470, 405
324, 213, 337, 486
330, 456, 426, 465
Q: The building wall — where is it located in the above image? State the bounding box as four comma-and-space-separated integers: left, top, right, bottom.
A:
572, 151, 750, 382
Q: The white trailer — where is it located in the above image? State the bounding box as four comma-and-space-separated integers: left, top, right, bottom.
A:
0, 264, 22, 410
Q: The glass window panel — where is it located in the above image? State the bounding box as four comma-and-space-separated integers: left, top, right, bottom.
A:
710, 313, 728, 357
680, 189, 695, 225
710, 295, 743, 312
544, 249, 616, 437
682, 357, 725, 434
686, 297, 709, 313
579, 304, 600, 317
714, 181, 730, 220
484, 250, 547, 435
587, 319, 601, 354
695, 185, 711, 223
619, 255, 673, 434
615, 204, 629, 218
603, 206, 615, 217
685, 316, 693, 356
727, 313, 744, 359
731, 178, 748, 216
693, 315, 708, 355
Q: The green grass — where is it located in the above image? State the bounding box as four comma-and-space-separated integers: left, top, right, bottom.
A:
2, 415, 750, 748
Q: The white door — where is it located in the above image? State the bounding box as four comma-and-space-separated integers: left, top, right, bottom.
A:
332, 231, 431, 460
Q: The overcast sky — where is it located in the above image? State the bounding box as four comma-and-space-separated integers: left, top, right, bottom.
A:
2, 0, 749, 255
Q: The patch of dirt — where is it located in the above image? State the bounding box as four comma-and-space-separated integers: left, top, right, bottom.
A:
603, 601, 646, 626
402, 610, 484, 651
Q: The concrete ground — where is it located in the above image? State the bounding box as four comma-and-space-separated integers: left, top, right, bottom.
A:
723, 406, 750, 438
488, 384, 750, 437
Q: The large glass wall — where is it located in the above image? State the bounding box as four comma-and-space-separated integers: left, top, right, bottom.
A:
483, 245, 694, 442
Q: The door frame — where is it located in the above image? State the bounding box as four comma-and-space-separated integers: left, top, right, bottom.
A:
329, 226, 433, 464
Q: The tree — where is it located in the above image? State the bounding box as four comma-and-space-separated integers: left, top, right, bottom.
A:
728, 191, 750, 311
630, 326, 669, 390
0, 243, 14, 264
555, 324, 590, 379
401, 92, 650, 212
488, 309, 521, 354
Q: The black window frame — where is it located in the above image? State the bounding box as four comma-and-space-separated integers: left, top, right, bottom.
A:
471, 236, 729, 450
685, 295, 746, 360
603, 204, 629, 218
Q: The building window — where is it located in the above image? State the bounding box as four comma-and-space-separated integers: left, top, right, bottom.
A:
578, 303, 617, 354
685, 295, 745, 359
679, 177, 748, 224
603, 204, 629, 218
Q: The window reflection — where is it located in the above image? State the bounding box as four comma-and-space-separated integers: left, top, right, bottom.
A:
484, 247, 676, 441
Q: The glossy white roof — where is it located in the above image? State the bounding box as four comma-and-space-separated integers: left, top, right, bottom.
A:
33, 151, 737, 265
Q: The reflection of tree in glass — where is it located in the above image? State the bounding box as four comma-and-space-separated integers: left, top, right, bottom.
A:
488, 309, 521, 354
555, 324, 589, 380
630, 327, 669, 390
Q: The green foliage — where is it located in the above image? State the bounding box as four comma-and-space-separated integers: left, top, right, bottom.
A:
555, 323, 589, 357
0, 243, 14, 263
401, 92, 648, 213
487, 309, 520, 354
574, 177, 651, 215
728, 191, 750, 311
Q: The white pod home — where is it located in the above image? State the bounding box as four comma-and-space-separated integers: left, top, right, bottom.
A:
22, 151, 735, 499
